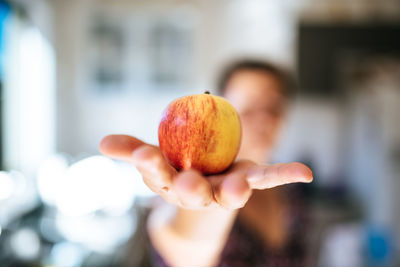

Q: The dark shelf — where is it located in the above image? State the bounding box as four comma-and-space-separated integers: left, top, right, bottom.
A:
297, 23, 400, 96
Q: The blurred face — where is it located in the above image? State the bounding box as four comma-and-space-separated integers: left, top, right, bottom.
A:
224, 70, 286, 156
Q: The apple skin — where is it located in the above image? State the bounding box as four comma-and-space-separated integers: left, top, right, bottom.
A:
158, 93, 242, 175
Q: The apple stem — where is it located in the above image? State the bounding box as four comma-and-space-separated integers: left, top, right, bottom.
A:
205, 91, 210, 94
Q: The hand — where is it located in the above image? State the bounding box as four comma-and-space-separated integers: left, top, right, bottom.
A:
100, 134, 313, 210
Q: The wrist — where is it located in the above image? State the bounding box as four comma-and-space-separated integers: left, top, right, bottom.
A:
148, 200, 238, 241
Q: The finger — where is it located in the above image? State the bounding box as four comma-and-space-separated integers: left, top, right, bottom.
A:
173, 170, 214, 209
226, 160, 257, 174
214, 172, 252, 209
99, 134, 145, 162
99, 135, 177, 195
247, 162, 313, 190
207, 160, 255, 189
132, 145, 177, 194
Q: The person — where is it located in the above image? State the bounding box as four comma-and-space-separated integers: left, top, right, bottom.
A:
100, 59, 313, 267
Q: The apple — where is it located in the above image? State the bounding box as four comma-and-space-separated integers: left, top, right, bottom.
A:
158, 92, 242, 175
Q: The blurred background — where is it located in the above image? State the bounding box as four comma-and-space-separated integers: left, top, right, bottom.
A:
0, 0, 400, 266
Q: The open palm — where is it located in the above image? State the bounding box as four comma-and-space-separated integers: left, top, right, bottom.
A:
100, 134, 313, 210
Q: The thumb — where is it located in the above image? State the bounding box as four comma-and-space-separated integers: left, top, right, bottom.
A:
99, 134, 146, 162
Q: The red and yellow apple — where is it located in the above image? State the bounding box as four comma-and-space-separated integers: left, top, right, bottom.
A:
158, 92, 242, 174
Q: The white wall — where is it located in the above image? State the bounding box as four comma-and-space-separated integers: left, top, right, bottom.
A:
52, 0, 310, 155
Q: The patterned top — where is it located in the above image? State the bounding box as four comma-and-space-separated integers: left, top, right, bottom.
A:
148, 185, 309, 267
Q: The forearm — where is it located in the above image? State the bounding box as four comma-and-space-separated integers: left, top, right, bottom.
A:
147, 201, 238, 267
